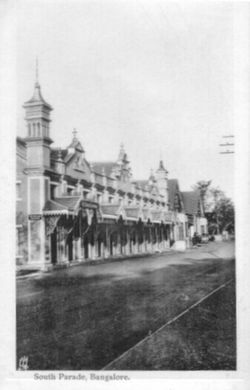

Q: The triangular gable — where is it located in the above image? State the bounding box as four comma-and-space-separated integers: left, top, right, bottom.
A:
67, 138, 85, 152
65, 153, 92, 181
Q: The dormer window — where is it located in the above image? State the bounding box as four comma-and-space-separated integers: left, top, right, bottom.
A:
50, 184, 57, 200
97, 194, 101, 203
37, 123, 40, 136
16, 181, 21, 201
83, 191, 88, 199
67, 187, 73, 195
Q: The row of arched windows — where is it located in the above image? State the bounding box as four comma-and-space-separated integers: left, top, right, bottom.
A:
28, 122, 49, 137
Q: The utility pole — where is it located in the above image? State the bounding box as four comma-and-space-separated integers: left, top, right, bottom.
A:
219, 135, 235, 154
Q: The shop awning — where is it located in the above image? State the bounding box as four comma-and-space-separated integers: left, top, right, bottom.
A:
100, 204, 127, 220
151, 210, 163, 224
43, 196, 98, 216
163, 211, 173, 224
125, 207, 143, 221
43, 199, 72, 216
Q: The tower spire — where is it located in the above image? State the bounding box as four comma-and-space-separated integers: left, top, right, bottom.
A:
35, 57, 39, 85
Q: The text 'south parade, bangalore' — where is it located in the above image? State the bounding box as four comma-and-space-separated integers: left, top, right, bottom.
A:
34, 373, 130, 382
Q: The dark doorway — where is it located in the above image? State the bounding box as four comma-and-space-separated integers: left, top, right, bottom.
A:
98, 238, 102, 257
51, 229, 57, 264
110, 236, 113, 256
84, 237, 88, 259
68, 233, 73, 262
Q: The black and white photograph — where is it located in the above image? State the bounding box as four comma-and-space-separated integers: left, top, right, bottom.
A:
0, 0, 250, 388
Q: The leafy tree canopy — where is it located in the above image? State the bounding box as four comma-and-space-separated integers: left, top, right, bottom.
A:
193, 181, 234, 234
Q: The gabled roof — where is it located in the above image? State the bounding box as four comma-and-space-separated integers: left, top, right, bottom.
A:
51, 148, 68, 161
117, 181, 134, 193
181, 191, 200, 215
67, 138, 84, 152
168, 179, 179, 209
91, 161, 117, 177
16, 136, 26, 147
133, 180, 148, 189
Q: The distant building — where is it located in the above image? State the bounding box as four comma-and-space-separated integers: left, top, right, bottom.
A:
181, 191, 208, 238
16, 76, 207, 269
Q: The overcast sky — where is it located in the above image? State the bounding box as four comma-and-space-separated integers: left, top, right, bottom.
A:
17, 0, 235, 199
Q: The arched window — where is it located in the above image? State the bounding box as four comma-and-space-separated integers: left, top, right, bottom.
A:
33, 123, 36, 137
28, 124, 31, 137
37, 123, 40, 137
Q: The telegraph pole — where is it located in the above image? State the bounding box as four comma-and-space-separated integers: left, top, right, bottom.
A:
219, 135, 235, 154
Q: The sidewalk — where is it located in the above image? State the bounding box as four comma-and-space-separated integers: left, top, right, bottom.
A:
16, 241, 235, 280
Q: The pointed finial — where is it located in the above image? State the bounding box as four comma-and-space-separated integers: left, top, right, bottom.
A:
35, 57, 39, 84
73, 128, 77, 139
149, 168, 155, 181
159, 160, 165, 170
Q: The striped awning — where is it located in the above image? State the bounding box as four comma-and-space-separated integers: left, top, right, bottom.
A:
43, 196, 98, 216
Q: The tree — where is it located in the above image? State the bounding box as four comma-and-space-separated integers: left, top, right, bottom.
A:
206, 187, 225, 212
214, 197, 235, 234
193, 180, 212, 212
193, 182, 234, 235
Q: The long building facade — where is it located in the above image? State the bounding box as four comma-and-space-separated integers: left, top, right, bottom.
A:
16, 78, 207, 270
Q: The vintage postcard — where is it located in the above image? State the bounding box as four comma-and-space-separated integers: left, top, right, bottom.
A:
0, 0, 249, 389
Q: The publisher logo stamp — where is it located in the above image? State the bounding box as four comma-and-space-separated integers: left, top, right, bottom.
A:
18, 356, 29, 371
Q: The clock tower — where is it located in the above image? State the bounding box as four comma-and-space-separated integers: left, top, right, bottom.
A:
23, 66, 53, 268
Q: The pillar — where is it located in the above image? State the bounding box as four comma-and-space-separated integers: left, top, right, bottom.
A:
104, 225, 110, 258
125, 229, 129, 255
27, 176, 50, 268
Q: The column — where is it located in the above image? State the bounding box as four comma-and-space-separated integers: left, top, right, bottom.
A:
81, 236, 85, 260
77, 239, 82, 261
125, 229, 129, 255
159, 226, 163, 251
156, 225, 159, 251
118, 231, 122, 255
132, 231, 137, 254
104, 225, 110, 258
149, 226, 153, 252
